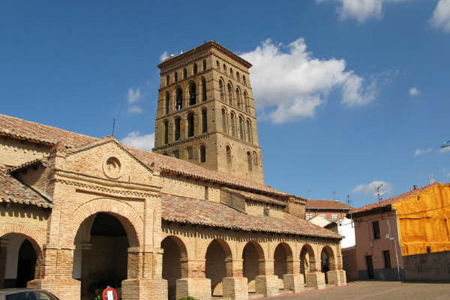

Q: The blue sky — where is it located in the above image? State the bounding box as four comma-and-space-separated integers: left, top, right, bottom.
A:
1, 0, 450, 208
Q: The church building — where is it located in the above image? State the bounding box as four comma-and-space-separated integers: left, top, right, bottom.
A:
0, 41, 346, 300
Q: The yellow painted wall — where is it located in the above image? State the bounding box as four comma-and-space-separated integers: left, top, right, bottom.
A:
393, 183, 450, 256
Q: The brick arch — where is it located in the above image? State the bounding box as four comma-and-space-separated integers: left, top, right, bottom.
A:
300, 243, 317, 273
68, 198, 143, 248
320, 245, 336, 271
0, 225, 44, 257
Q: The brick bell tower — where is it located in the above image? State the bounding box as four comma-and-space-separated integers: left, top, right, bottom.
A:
153, 41, 264, 184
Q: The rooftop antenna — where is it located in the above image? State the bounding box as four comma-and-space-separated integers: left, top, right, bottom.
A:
112, 119, 116, 136
429, 173, 435, 184
347, 194, 351, 206
376, 184, 383, 203
307, 187, 311, 199
332, 191, 336, 200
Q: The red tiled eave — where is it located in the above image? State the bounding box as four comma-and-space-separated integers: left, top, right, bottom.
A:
306, 199, 353, 211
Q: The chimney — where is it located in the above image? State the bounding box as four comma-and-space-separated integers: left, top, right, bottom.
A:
413, 185, 418, 190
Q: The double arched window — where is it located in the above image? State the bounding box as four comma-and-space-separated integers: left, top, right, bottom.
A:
226, 146, 232, 165
239, 116, 245, 140
246, 119, 253, 143
187, 113, 194, 137
236, 88, 242, 109
193, 63, 198, 75
201, 77, 207, 101
183, 68, 187, 79
203, 60, 207, 71
247, 152, 252, 171
165, 92, 170, 114
222, 108, 228, 134
227, 83, 233, 106
202, 109, 207, 133
163, 120, 169, 144
200, 145, 206, 163
176, 87, 183, 110
219, 80, 225, 102
230, 113, 236, 137
174, 117, 181, 141
244, 91, 250, 113
189, 82, 196, 106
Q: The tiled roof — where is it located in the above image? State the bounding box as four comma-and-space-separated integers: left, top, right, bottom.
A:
350, 182, 442, 216
161, 193, 342, 239
0, 113, 96, 148
306, 199, 353, 211
0, 164, 53, 209
0, 113, 290, 198
222, 187, 287, 206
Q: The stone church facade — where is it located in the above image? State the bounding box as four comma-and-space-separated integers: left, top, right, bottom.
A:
0, 41, 346, 300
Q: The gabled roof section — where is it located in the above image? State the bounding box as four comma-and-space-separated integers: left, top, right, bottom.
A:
350, 182, 442, 216
161, 193, 341, 240
0, 113, 97, 148
306, 199, 353, 211
0, 113, 292, 198
0, 164, 52, 209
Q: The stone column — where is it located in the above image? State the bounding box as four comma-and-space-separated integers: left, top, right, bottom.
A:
306, 272, 326, 290
28, 244, 81, 300
283, 259, 304, 293
255, 259, 279, 297
80, 243, 92, 300
327, 270, 347, 286
176, 259, 211, 300
223, 258, 248, 300
0, 239, 9, 289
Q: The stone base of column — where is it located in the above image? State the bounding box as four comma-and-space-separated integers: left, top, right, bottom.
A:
122, 278, 168, 300
306, 272, 326, 290
283, 274, 304, 293
27, 278, 80, 300
222, 277, 248, 300
176, 277, 211, 300
327, 270, 347, 286
255, 275, 279, 297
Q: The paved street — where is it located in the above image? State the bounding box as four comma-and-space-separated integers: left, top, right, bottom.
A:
254, 281, 450, 300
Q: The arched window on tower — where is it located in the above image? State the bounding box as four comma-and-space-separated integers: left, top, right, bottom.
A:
223, 64, 227, 73
189, 82, 196, 106
187, 113, 194, 137
227, 83, 233, 106
186, 146, 193, 160
174, 72, 178, 83
166, 75, 170, 86
176, 87, 183, 110
202, 109, 207, 133
253, 151, 258, 167
165, 92, 170, 114
163, 120, 169, 144
244, 91, 250, 113
239, 116, 245, 140
243, 75, 247, 86
230, 68, 233, 78
193, 63, 198, 75
230, 113, 236, 137
219, 80, 225, 102
222, 108, 228, 134
216, 60, 220, 69
203, 59, 207, 71
226, 146, 232, 165
247, 152, 252, 171
175, 117, 181, 141
200, 145, 206, 163
236, 72, 240, 82
183, 68, 187, 79
236, 88, 242, 110
246, 119, 253, 143
202, 77, 207, 101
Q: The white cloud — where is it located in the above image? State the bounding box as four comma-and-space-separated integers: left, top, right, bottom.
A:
352, 180, 393, 198
409, 86, 420, 96
159, 51, 169, 62
414, 148, 432, 157
127, 106, 143, 114
440, 146, 450, 153
430, 0, 450, 33
239, 38, 379, 123
127, 88, 141, 103
316, 0, 409, 23
121, 131, 155, 151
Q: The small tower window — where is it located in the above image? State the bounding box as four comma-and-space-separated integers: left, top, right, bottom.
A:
200, 145, 206, 163
219, 80, 225, 102
227, 83, 233, 106
236, 88, 241, 109
183, 68, 187, 79
244, 91, 250, 113
230, 68, 233, 78
239, 116, 245, 140
222, 108, 228, 134
236, 72, 240, 82
230, 113, 236, 137
216, 60, 220, 69
223, 64, 226, 73
202, 109, 207, 133
176, 87, 183, 110
187, 113, 194, 137
164, 120, 169, 144
174, 72, 178, 83
189, 82, 196, 105
194, 63, 198, 75
226, 146, 232, 165
243, 75, 247, 86
253, 151, 258, 166
175, 118, 181, 141
203, 59, 207, 71
202, 77, 207, 101
247, 151, 252, 171
165, 92, 170, 114
246, 119, 252, 143
186, 146, 193, 159
166, 75, 170, 86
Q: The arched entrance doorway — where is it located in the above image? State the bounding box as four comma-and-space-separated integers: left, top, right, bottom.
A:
161, 236, 188, 300
73, 213, 132, 300
0, 233, 40, 288
242, 241, 264, 293
205, 239, 232, 297
321, 246, 335, 284
300, 244, 316, 285
274, 243, 293, 291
